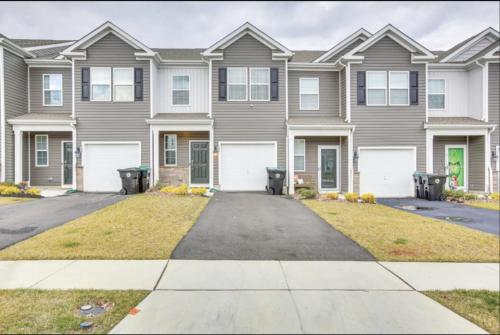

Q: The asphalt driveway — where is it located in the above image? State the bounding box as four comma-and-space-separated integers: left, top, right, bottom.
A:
0, 193, 125, 250
172, 192, 374, 261
378, 198, 500, 235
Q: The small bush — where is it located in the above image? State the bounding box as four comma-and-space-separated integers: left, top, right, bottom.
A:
344, 192, 359, 203
1, 186, 21, 195
172, 184, 188, 195
361, 193, 376, 204
444, 189, 466, 201
160, 185, 176, 193
191, 187, 207, 196
325, 192, 339, 200
298, 188, 316, 199
490, 192, 500, 201
464, 193, 478, 200
25, 188, 41, 197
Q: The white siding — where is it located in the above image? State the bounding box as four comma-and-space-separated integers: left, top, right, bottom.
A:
467, 66, 483, 120
157, 66, 208, 114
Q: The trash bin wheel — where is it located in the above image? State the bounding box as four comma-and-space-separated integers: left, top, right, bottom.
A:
120, 188, 127, 195
439, 194, 446, 201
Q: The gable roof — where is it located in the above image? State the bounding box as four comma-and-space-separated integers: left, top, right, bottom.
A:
11, 39, 73, 48
290, 50, 326, 63
202, 22, 293, 58
313, 28, 372, 63
0, 36, 35, 58
439, 27, 499, 63
61, 21, 155, 58
343, 24, 435, 62
153, 48, 205, 61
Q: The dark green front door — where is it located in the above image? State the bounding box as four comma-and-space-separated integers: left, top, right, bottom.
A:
191, 141, 209, 184
319, 146, 338, 190
63, 141, 73, 185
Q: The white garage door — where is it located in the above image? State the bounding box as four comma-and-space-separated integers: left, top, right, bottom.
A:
359, 147, 416, 197
220, 142, 277, 191
83, 142, 141, 192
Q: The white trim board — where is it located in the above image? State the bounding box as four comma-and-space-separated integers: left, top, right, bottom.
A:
313, 28, 372, 63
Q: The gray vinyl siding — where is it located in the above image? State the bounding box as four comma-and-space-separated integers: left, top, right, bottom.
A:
74, 33, 150, 167
350, 37, 427, 174
211, 34, 286, 185
469, 136, 484, 191
340, 69, 346, 120
489, 63, 499, 172
29, 67, 72, 113
295, 137, 347, 192
25, 131, 72, 186
159, 131, 209, 167
22, 133, 29, 181
325, 38, 365, 63
288, 71, 339, 118
3, 50, 28, 182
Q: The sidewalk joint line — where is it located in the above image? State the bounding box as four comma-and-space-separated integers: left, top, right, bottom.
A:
28, 260, 77, 289
153, 259, 170, 290
376, 262, 417, 291
279, 261, 306, 334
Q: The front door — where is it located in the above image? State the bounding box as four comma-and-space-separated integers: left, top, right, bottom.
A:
318, 145, 339, 191
62, 141, 73, 187
446, 145, 467, 190
190, 141, 209, 185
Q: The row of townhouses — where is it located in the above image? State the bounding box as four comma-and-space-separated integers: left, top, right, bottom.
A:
0, 22, 498, 197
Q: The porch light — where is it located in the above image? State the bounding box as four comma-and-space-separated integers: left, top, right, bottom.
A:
492, 150, 498, 160
75, 147, 81, 159
353, 151, 359, 161
213, 144, 218, 157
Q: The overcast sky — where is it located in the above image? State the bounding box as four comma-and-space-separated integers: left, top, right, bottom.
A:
1, 1, 498, 51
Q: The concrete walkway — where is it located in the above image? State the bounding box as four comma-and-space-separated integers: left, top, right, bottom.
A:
0, 260, 497, 333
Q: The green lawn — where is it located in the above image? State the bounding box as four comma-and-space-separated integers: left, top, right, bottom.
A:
303, 200, 499, 262
466, 201, 500, 211
0, 197, 32, 206
0, 193, 209, 260
425, 290, 499, 334
0, 289, 148, 334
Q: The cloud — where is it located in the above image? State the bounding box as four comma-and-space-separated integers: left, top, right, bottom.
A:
0, 1, 498, 51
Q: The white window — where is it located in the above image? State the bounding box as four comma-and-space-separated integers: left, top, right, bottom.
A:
428, 79, 445, 109
250, 68, 270, 101
366, 71, 387, 106
227, 67, 247, 101
35, 135, 49, 167
389, 71, 409, 105
294, 139, 306, 171
164, 134, 177, 166
113, 68, 134, 102
43, 74, 63, 106
300, 78, 319, 110
172, 75, 190, 105
90, 67, 112, 101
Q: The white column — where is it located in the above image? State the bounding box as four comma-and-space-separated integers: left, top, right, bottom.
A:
288, 132, 295, 195
209, 127, 214, 189
153, 128, 160, 185
72, 127, 77, 189
347, 130, 353, 192
426, 131, 434, 173
14, 129, 23, 184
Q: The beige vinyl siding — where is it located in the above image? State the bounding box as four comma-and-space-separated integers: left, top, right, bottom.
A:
3, 50, 28, 182
468, 136, 485, 191
489, 63, 499, 173
26, 131, 72, 186
29, 67, 72, 113
22, 132, 29, 181
325, 38, 365, 63
288, 71, 339, 118
340, 68, 346, 120
340, 136, 348, 192
158, 131, 209, 167
350, 37, 427, 176
74, 33, 150, 167
211, 34, 286, 185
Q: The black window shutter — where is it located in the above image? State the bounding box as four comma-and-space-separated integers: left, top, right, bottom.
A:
357, 71, 366, 105
134, 68, 143, 101
410, 71, 418, 105
219, 68, 227, 101
81, 67, 90, 101
270, 68, 279, 101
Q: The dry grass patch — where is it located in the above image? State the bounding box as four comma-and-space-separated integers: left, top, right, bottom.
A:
303, 200, 499, 262
466, 201, 500, 211
0, 197, 32, 206
0, 193, 209, 260
0, 289, 148, 334
425, 290, 499, 334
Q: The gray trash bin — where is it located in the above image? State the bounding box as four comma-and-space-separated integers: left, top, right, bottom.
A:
427, 174, 447, 201
138, 166, 151, 193
266, 167, 286, 195
118, 168, 141, 195
413, 172, 427, 199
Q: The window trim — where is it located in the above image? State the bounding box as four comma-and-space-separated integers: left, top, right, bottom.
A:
171, 74, 191, 106
42, 73, 63, 107
366, 71, 387, 106
227, 67, 248, 102
90, 67, 112, 102
164, 134, 178, 167
294, 139, 306, 172
249, 67, 270, 102
35, 134, 49, 167
112, 67, 134, 102
299, 77, 320, 111
428, 78, 446, 111
388, 71, 410, 106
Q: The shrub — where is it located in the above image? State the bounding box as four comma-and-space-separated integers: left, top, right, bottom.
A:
1, 186, 21, 195
344, 192, 359, 203
172, 184, 188, 195
490, 192, 500, 201
361, 193, 376, 204
298, 188, 316, 199
325, 192, 339, 200
444, 189, 466, 201
25, 188, 41, 197
191, 187, 207, 196
160, 185, 176, 193
463, 193, 478, 201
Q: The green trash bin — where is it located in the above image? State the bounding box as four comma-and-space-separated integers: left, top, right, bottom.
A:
118, 168, 141, 195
